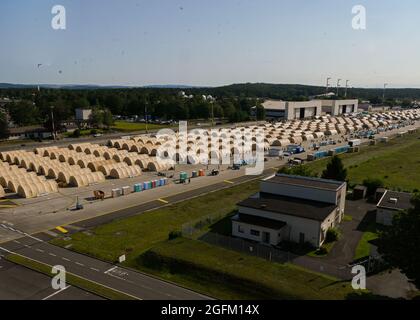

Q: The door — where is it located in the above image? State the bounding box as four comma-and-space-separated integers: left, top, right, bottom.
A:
300, 108, 305, 119
299, 232, 305, 244
262, 232, 270, 244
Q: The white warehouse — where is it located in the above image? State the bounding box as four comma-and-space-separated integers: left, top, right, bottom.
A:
232, 174, 347, 248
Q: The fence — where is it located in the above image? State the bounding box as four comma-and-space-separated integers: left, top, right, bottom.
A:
200, 232, 354, 280
182, 212, 233, 237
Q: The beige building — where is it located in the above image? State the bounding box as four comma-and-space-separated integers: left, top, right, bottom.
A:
321, 99, 359, 116
285, 100, 322, 120
376, 190, 412, 226
232, 174, 347, 248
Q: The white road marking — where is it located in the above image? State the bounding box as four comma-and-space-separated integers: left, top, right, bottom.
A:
90, 267, 100, 272
0, 246, 12, 254
13, 240, 21, 244
36, 249, 44, 253
42, 286, 71, 300
104, 266, 118, 274
75, 262, 84, 267
62, 257, 71, 262
49, 253, 57, 257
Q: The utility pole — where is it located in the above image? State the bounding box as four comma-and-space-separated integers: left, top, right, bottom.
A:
326, 77, 331, 95
211, 101, 214, 127
50, 106, 56, 140
383, 83, 388, 103
336, 79, 341, 97
145, 101, 148, 134
345, 80, 350, 98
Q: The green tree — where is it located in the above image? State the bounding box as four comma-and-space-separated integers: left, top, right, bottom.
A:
256, 105, 266, 121
321, 156, 347, 181
8, 100, 40, 126
378, 194, 420, 289
0, 112, 9, 139
362, 178, 384, 196
102, 109, 114, 128
89, 108, 104, 128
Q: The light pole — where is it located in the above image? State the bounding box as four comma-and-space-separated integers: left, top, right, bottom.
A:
50, 106, 56, 140
383, 83, 388, 103
336, 79, 341, 97
345, 80, 350, 98
145, 101, 148, 134
326, 77, 331, 95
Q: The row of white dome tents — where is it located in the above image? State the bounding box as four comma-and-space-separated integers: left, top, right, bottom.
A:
0, 161, 58, 198
28, 147, 107, 187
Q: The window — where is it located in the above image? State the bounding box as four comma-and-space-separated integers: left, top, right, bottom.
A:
250, 229, 260, 236
237, 225, 244, 233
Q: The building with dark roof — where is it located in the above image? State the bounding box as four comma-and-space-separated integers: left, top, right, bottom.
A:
232, 174, 347, 248
376, 190, 413, 226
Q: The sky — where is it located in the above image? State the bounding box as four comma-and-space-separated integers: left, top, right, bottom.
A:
1, 0, 420, 88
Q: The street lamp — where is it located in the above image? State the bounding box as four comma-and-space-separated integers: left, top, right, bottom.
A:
336, 79, 341, 97
326, 77, 331, 95
345, 80, 350, 98
383, 83, 388, 102
50, 106, 56, 140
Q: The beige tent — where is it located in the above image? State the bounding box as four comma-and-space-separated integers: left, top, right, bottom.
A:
109, 166, 142, 179
69, 172, 105, 187
123, 154, 149, 166
0, 185, 5, 198
87, 159, 115, 172
97, 163, 128, 176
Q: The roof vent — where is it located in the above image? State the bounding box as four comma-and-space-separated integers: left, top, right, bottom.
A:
389, 198, 398, 204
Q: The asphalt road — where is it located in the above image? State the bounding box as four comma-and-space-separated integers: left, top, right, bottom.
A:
0, 234, 211, 300
0, 255, 102, 300
0, 166, 273, 301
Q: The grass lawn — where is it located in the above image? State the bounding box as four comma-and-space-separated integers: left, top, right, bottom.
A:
354, 211, 383, 261
304, 133, 420, 192
111, 121, 168, 132
51, 180, 260, 265
138, 237, 358, 300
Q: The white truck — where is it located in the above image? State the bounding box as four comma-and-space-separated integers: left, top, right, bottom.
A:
348, 139, 362, 147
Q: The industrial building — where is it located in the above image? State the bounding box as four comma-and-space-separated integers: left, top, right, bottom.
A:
376, 190, 413, 226
232, 174, 347, 248
321, 99, 359, 116
75, 108, 93, 121
262, 99, 358, 120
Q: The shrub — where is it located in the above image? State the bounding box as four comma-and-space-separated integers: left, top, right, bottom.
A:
168, 230, 182, 240
326, 228, 339, 243
72, 129, 81, 138
316, 246, 328, 255
90, 129, 98, 135
363, 178, 385, 196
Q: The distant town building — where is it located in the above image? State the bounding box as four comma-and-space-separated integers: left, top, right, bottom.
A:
75, 108, 92, 121
232, 174, 347, 248
376, 190, 413, 226
8, 125, 52, 140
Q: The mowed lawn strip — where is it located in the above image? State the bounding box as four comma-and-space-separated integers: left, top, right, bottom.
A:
304, 133, 420, 192
51, 180, 260, 264
111, 121, 168, 132
138, 238, 357, 300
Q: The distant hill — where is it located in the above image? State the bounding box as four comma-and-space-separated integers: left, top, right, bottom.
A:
1, 82, 420, 100
0, 83, 207, 90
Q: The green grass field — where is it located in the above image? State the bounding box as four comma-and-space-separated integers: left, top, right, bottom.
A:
51, 180, 260, 265
138, 237, 358, 300
305, 133, 420, 192
111, 121, 168, 132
